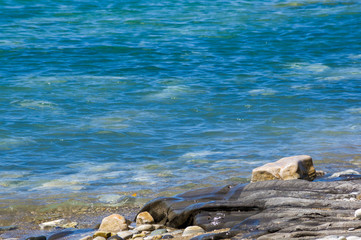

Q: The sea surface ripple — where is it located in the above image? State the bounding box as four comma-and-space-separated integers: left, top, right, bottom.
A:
0, 0, 360, 208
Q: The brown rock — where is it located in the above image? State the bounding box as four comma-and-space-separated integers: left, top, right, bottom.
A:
136, 211, 154, 225
93, 231, 112, 238
251, 155, 316, 182
99, 214, 128, 233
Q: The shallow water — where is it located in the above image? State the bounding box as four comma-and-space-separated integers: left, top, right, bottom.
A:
1, 0, 361, 219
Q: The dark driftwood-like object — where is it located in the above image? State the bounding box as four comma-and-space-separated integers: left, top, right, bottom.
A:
140, 178, 361, 239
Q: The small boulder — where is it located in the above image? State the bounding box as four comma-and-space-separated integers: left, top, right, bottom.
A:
182, 226, 205, 237
251, 155, 316, 182
93, 231, 112, 238
99, 214, 128, 233
136, 211, 154, 225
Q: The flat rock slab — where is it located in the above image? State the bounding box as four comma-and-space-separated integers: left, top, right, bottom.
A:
139, 177, 361, 239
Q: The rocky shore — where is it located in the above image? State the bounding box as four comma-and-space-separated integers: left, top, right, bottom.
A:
1, 155, 361, 240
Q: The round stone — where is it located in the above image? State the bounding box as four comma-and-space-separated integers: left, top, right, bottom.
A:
354, 208, 361, 219
99, 214, 128, 232
182, 226, 205, 237
136, 211, 155, 225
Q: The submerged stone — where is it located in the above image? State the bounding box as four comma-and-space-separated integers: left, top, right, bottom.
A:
39, 219, 65, 230
330, 170, 360, 178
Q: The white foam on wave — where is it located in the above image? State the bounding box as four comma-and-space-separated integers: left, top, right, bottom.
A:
181, 150, 223, 158
33, 163, 118, 191
90, 110, 159, 131
0, 137, 35, 150
18, 75, 125, 88
319, 67, 361, 82
12, 99, 57, 110
145, 85, 191, 100
348, 54, 361, 59
347, 107, 361, 114
248, 88, 277, 96
291, 84, 313, 90
288, 62, 330, 73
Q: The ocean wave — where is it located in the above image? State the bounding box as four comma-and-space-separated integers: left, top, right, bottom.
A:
181, 150, 223, 158
248, 88, 277, 96
0, 137, 35, 150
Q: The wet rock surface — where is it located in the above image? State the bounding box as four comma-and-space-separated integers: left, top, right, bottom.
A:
140, 177, 361, 239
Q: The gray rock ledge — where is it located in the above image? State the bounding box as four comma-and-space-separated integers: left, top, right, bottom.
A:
139, 177, 361, 239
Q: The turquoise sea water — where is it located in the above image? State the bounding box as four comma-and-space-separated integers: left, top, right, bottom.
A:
1, 0, 361, 209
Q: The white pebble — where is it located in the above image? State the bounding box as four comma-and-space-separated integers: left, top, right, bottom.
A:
347, 237, 361, 240
39, 219, 65, 230
354, 208, 361, 219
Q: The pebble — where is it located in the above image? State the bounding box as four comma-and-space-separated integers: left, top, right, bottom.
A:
79, 236, 93, 240
182, 226, 205, 237
108, 235, 124, 240
168, 230, 183, 235
61, 221, 78, 228
136, 212, 155, 225
94, 231, 113, 238
149, 229, 167, 236
162, 235, 174, 239
93, 237, 106, 240
133, 233, 146, 238
99, 214, 128, 232
316, 236, 346, 240
330, 170, 360, 178
118, 230, 135, 239
152, 224, 165, 230
135, 224, 154, 232
39, 219, 64, 230
354, 208, 361, 219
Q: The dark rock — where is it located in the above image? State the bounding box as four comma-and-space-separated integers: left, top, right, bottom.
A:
0, 225, 17, 231
139, 179, 361, 239
48, 230, 74, 240
26, 236, 47, 240
162, 235, 174, 239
